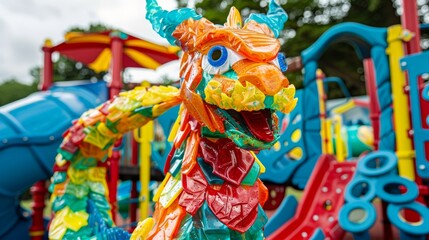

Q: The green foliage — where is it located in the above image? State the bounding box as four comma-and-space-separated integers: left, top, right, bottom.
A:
68, 23, 112, 33
0, 79, 38, 106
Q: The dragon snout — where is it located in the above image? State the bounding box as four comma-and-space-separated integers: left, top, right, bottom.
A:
232, 60, 289, 96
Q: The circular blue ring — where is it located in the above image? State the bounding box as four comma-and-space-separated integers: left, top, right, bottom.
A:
357, 151, 397, 177
387, 202, 429, 235
207, 45, 228, 67
345, 177, 376, 202
339, 201, 376, 233
422, 84, 429, 101
375, 176, 418, 204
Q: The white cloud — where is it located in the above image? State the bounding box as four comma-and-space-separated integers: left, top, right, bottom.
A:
0, 0, 178, 84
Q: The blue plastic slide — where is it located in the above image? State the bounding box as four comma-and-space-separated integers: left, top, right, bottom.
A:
0, 80, 108, 239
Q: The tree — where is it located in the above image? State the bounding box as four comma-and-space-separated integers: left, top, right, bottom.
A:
31, 23, 113, 83
0, 79, 38, 106
184, 0, 428, 98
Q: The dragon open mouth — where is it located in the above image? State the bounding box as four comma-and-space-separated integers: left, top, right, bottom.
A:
203, 78, 296, 149
215, 108, 279, 150
236, 109, 275, 142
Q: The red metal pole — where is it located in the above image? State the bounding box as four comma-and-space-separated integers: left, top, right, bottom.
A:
363, 58, 380, 150
107, 33, 124, 223
109, 35, 124, 98
29, 181, 47, 240
109, 140, 121, 223
40, 39, 53, 91
401, 0, 421, 54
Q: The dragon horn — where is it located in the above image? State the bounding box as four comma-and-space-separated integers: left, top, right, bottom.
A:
146, 0, 202, 45
245, 0, 288, 38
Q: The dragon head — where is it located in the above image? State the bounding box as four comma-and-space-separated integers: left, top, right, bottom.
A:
146, 0, 297, 150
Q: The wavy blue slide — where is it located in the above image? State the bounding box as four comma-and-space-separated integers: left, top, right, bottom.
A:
0, 81, 108, 239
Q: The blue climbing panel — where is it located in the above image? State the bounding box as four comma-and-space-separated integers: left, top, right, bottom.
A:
259, 90, 306, 185
400, 51, 429, 179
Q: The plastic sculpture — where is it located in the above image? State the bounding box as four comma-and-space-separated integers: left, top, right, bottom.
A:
48, 0, 297, 239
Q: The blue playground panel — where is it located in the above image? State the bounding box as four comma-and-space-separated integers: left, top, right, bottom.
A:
400, 51, 429, 179
297, 23, 391, 189
0, 80, 108, 240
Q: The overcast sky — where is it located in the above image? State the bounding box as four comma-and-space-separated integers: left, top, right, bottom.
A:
0, 0, 181, 84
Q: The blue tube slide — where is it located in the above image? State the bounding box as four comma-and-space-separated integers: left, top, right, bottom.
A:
0, 80, 108, 239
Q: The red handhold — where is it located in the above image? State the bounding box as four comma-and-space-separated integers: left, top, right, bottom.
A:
206, 181, 259, 233
199, 138, 255, 186
179, 165, 207, 215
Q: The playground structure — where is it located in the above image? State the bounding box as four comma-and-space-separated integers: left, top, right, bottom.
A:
261, 1, 429, 238
0, 0, 428, 239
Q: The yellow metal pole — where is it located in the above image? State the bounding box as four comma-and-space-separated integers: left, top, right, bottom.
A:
134, 121, 154, 219
326, 119, 334, 155
333, 116, 345, 162
316, 69, 328, 154
386, 25, 415, 180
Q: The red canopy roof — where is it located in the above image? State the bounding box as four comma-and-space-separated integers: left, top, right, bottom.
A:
51, 30, 179, 72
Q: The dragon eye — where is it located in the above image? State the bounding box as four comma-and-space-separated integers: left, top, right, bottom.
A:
202, 46, 243, 75
208, 46, 228, 67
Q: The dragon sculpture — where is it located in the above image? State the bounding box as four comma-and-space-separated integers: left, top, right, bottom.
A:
48, 0, 297, 239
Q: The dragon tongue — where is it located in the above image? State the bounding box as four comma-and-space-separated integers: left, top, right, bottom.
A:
241, 110, 274, 142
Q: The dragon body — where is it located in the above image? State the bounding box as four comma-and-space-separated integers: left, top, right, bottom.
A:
49, 1, 297, 239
